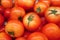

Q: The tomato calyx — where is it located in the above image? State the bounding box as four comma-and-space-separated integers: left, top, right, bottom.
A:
28, 15, 34, 26
8, 31, 14, 37
36, 7, 41, 13
49, 9, 57, 15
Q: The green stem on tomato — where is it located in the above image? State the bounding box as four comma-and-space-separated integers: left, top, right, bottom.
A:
36, 7, 41, 13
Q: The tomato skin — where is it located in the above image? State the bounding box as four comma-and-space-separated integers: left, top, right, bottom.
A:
14, 0, 35, 10
15, 37, 26, 40
27, 32, 48, 40
1, 0, 13, 8
45, 7, 60, 23
42, 23, 60, 39
0, 6, 4, 14
23, 12, 41, 31
0, 32, 12, 40
34, 2, 48, 16
0, 14, 4, 26
4, 9, 11, 19
5, 20, 24, 37
51, 0, 60, 6
10, 6, 25, 20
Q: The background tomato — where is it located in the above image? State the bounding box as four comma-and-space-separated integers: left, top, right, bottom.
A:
15, 37, 26, 40
23, 12, 41, 31
1, 0, 13, 8
42, 23, 60, 39
5, 20, 24, 37
27, 32, 48, 40
0, 6, 4, 14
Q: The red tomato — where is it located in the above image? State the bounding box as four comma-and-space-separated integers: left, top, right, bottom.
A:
0, 32, 12, 40
4, 9, 11, 19
5, 20, 24, 37
0, 6, 4, 14
23, 12, 41, 31
14, 0, 35, 10
42, 23, 60, 39
0, 14, 4, 26
0, 26, 4, 32
27, 32, 48, 40
1, 0, 13, 8
15, 37, 26, 40
51, 0, 60, 6
10, 6, 25, 20
34, 2, 48, 16
45, 7, 60, 23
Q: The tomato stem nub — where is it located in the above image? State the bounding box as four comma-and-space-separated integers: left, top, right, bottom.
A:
8, 32, 14, 36
36, 7, 41, 13
28, 15, 34, 26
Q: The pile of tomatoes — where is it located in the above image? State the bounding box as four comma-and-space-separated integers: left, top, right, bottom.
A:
0, 0, 60, 40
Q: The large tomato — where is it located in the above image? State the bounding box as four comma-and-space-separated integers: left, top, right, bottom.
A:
34, 2, 48, 16
0, 14, 4, 26
23, 12, 41, 31
45, 7, 60, 23
42, 23, 60, 39
1, 0, 13, 8
27, 32, 48, 40
14, 0, 35, 10
5, 20, 24, 37
10, 6, 25, 20
0, 32, 12, 40
15, 37, 26, 40
51, 0, 60, 6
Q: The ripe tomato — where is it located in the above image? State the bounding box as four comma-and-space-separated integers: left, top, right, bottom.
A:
51, 0, 60, 6
4, 8, 11, 19
45, 7, 60, 23
15, 37, 26, 40
27, 32, 48, 40
23, 12, 41, 31
0, 6, 4, 14
0, 26, 4, 32
42, 23, 60, 39
14, 0, 35, 10
34, 2, 48, 16
0, 32, 12, 40
5, 20, 24, 37
1, 0, 13, 8
0, 14, 4, 26
10, 6, 25, 20
39, 0, 51, 7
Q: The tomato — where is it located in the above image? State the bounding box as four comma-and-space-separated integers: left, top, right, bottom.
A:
0, 32, 12, 40
0, 14, 4, 26
14, 0, 35, 10
23, 12, 41, 31
34, 2, 48, 16
1, 0, 13, 8
27, 32, 48, 40
0, 6, 4, 14
42, 23, 60, 39
39, 0, 51, 7
51, 0, 60, 6
4, 8, 11, 19
15, 37, 26, 40
10, 6, 25, 20
45, 7, 60, 23
5, 20, 24, 37
0, 26, 4, 32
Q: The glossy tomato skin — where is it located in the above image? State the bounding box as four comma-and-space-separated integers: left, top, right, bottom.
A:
10, 6, 25, 20
0, 32, 12, 40
42, 23, 60, 39
0, 14, 4, 26
23, 12, 41, 31
34, 2, 48, 16
15, 37, 26, 40
27, 32, 48, 40
51, 0, 60, 6
14, 0, 35, 10
0, 6, 4, 14
4, 9, 11, 19
45, 7, 60, 23
5, 20, 24, 37
1, 0, 13, 8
